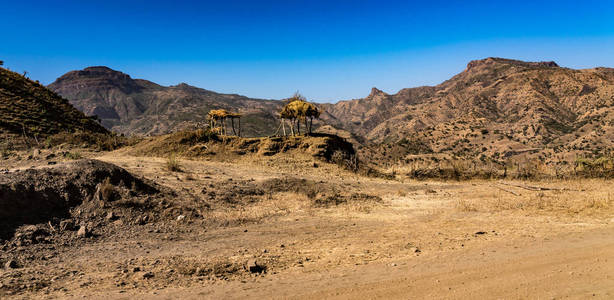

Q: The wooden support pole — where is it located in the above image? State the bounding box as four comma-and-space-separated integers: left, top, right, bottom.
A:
282, 119, 286, 136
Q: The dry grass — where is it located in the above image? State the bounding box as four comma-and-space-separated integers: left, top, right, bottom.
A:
166, 153, 182, 172
100, 177, 118, 202
385, 157, 614, 180
454, 179, 614, 216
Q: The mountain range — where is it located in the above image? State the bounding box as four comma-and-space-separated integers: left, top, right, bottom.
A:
48, 67, 282, 136
322, 57, 614, 164
9, 57, 611, 164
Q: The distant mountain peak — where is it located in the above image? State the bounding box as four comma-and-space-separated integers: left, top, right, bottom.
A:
50, 66, 141, 95
368, 87, 386, 98
82, 66, 119, 73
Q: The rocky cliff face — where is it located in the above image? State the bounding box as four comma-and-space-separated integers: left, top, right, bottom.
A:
49, 67, 283, 136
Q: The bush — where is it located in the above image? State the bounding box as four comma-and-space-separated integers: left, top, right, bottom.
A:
166, 153, 182, 172
330, 150, 359, 172
100, 177, 119, 202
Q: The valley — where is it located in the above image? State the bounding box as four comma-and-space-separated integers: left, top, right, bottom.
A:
1, 58, 614, 299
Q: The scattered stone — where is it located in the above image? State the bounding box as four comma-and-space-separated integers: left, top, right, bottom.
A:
106, 212, 117, 221
176, 215, 186, 221
132, 267, 141, 272
137, 215, 149, 225
475, 231, 487, 235
142, 272, 154, 279
45, 153, 56, 160
4, 260, 18, 269
77, 225, 89, 238
245, 259, 266, 273
47, 161, 57, 165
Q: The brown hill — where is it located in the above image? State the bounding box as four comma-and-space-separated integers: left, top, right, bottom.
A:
49, 67, 283, 136
322, 57, 614, 164
0, 67, 108, 140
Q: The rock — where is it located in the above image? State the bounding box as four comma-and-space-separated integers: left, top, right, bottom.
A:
33, 149, 40, 157
475, 231, 487, 235
106, 212, 117, 221
4, 260, 18, 269
60, 220, 75, 231
47, 161, 57, 165
137, 215, 149, 225
176, 215, 186, 221
246, 259, 266, 273
77, 225, 89, 238
132, 267, 141, 272
45, 153, 56, 159
142, 272, 154, 279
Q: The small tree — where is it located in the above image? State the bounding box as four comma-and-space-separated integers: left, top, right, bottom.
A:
0, 60, 3, 66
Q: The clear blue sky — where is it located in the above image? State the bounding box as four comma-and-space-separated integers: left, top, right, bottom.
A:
2, 0, 614, 102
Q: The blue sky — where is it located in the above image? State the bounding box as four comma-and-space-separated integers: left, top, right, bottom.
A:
2, 0, 614, 102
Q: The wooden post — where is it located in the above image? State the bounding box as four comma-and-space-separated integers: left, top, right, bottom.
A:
282, 119, 286, 136
309, 117, 313, 134
238, 118, 241, 137
231, 118, 237, 135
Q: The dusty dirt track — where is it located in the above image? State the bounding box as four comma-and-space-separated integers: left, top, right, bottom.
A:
2, 152, 614, 299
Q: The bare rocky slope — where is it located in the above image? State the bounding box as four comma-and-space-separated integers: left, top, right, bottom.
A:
49, 67, 284, 136
0, 67, 108, 139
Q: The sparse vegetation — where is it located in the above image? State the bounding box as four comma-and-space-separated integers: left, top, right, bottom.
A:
100, 177, 118, 202
166, 153, 182, 172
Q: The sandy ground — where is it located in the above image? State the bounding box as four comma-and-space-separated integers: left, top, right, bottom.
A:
3, 152, 614, 299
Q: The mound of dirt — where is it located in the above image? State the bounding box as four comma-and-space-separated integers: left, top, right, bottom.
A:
0, 159, 160, 241
125, 130, 356, 163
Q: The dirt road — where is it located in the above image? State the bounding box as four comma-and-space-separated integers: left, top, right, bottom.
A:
86, 225, 608, 300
